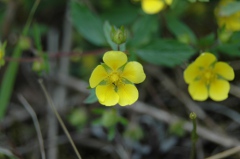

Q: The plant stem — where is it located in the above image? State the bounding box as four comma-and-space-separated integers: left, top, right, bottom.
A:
190, 112, 198, 159
39, 79, 82, 159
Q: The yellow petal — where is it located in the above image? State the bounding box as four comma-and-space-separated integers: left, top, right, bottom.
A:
117, 84, 138, 106
184, 62, 201, 84
214, 62, 234, 81
194, 53, 216, 68
209, 79, 230, 101
188, 81, 208, 101
141, 0, 165, 14
89, 65, 108, 88
96, 84, 119, 106
122, 62, 146, 84
103, 51, 127, 71
165, 0, 173, 5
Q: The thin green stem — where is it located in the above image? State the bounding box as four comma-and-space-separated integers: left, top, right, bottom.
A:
38, 79, 82, 159
190, 112, 198, 159
22, 0, 40, 36
0, 0, 40, 119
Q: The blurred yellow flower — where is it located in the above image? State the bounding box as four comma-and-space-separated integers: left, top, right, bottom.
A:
215, 0, 240, 32
0, 42, 6, 67
141, 0, 172, 14
89, 51, 146, 106
184, 53, 234, 101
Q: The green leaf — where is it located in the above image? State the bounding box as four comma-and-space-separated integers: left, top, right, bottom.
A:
70, 1, 106, 46
166, 15, 197, 44
108, 126, 116, 141
219, 1, 240, 16
103, 21, 118, 50
118, 117, 128, 126
136, 39, 196, 67
216, 43, 240, 57
0, 44, 22, 119
84, 88, 98, 104
127, 14, 159, 47
0, 0, 40, 119
169, 121, 185, 137
100, 4, 139, 26
91, 108, 105, 115
197, 33, 215, 49
33, 23, 43, 51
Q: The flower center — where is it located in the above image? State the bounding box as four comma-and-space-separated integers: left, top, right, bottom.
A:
202, 68, 216, 84
109, 72, 120, 84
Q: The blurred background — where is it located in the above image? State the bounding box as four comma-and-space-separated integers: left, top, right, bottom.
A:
1, 0, 240, 159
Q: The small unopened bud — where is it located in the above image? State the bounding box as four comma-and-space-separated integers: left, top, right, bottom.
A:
189, 112, 197, 120
110, 26, 127, 45
32, 60, 45, 72
19, 36, 31, 50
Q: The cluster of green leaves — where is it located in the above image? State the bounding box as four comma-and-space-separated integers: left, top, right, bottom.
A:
71, 1, 196, 67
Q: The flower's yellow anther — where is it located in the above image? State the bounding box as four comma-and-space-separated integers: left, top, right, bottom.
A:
109, 72, 120, 83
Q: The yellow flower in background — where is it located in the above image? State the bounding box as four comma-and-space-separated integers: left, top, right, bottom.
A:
141, 0, 172, 14
184, 53, 234, 101
215, 0, 240, 32
0, 41, 7, 67
89, 51, 146, 106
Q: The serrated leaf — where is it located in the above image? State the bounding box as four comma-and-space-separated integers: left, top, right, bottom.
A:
127, 14, 159, 47
136, 39, 195, 67
70, 1, 106, 46
166, 15, 197, 44
100, 4, 138, 26
216, 43, 240, 57
197, 33, 215, 49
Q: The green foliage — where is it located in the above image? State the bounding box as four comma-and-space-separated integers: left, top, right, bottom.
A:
0, 45, 23, 119
100, 3, 139, 26
169, 121, 186, 137
127, 14, 159, 47
218, 1, 240, 16
68, 108, 88, 131
71, 1, 106, 46
188, 0, 209, 3
84, 88, 98, 104
124, 123, 144, 141
166, 15, 197, 45
136, 39, 195, 67
0, 0, 40, 119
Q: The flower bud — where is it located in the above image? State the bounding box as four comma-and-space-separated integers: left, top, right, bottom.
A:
110, 26, 127, 45
189, 112, 197, 120
0, 41, 7, 67
19, 36, 31, 50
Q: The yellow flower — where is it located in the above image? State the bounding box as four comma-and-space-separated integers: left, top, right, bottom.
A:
141, 0, 172, 14
0, 41, 6, 67
184, 53, 234, 101
215, 0, 240, 32
89, 51, 146, 106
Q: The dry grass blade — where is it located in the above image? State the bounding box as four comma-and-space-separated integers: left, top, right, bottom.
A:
38, 79, 82, 159
205, 146, 240, 159
18, 94, 46, 159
